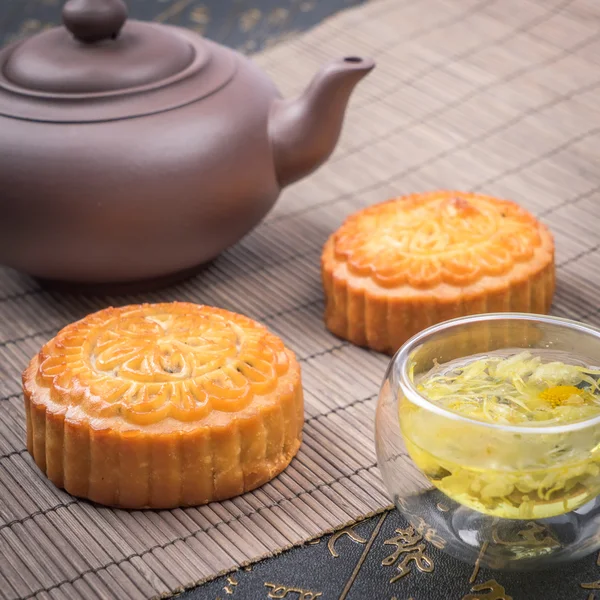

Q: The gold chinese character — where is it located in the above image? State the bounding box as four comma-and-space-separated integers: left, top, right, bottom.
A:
423, 525, 446, 550
492, 521, 559, 548
264, 582, 323, 599
581, 580, 600, 590
382, 526, 423, 565
327, 525, 367, 557
390, 543, 434, 583
223, 575, 238, 595
382, 526, 434, 583
399, 502, 447, 549
462, 579, 513, 600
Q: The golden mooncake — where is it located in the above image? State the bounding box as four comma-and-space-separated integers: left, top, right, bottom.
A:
22, 302, 304, 509
321, 191, 555, 355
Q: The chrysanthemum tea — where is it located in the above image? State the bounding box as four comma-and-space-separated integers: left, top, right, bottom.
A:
401, 351, 600, 519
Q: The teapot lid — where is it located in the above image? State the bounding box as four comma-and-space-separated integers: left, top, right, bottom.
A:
0, 0, 237, 123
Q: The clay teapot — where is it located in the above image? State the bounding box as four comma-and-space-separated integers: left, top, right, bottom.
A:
0, 0, 374, 289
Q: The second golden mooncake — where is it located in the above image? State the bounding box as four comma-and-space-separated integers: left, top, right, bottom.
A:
22, 302, 303, 508
321, 191, 555, 355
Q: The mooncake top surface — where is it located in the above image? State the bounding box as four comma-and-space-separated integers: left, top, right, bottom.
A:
331, 191, 553, 288
25, 302, 296, 429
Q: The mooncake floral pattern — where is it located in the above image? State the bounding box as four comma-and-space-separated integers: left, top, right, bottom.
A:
36, 303, 291, 424
333, 191, 544, 288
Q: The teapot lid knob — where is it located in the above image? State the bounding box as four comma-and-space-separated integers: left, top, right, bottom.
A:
62, 0, 128, 44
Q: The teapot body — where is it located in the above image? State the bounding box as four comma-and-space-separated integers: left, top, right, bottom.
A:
0, 52, 282, 284
0, 2, 375, 288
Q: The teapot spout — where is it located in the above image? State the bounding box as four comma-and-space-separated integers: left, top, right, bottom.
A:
269, 56, 374, 188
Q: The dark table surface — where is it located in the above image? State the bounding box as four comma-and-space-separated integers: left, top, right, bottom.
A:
0, 0, 365, 53
181, 507, 600, 600
3, 2, 600, 599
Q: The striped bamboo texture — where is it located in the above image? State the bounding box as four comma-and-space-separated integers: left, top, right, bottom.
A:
1, 0, 600, 598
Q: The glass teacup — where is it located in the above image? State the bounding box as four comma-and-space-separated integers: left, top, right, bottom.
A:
375, 313, 600, 569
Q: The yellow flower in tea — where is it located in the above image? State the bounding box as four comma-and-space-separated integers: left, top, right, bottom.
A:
539, 385, 583, 407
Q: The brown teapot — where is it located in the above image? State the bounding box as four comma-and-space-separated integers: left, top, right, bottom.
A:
0, 0, 374, 289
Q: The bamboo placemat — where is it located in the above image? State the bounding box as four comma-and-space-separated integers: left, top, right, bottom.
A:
1, 0, 600, 598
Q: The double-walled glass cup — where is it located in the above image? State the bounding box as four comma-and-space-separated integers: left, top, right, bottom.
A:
375, 313, 600, 570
